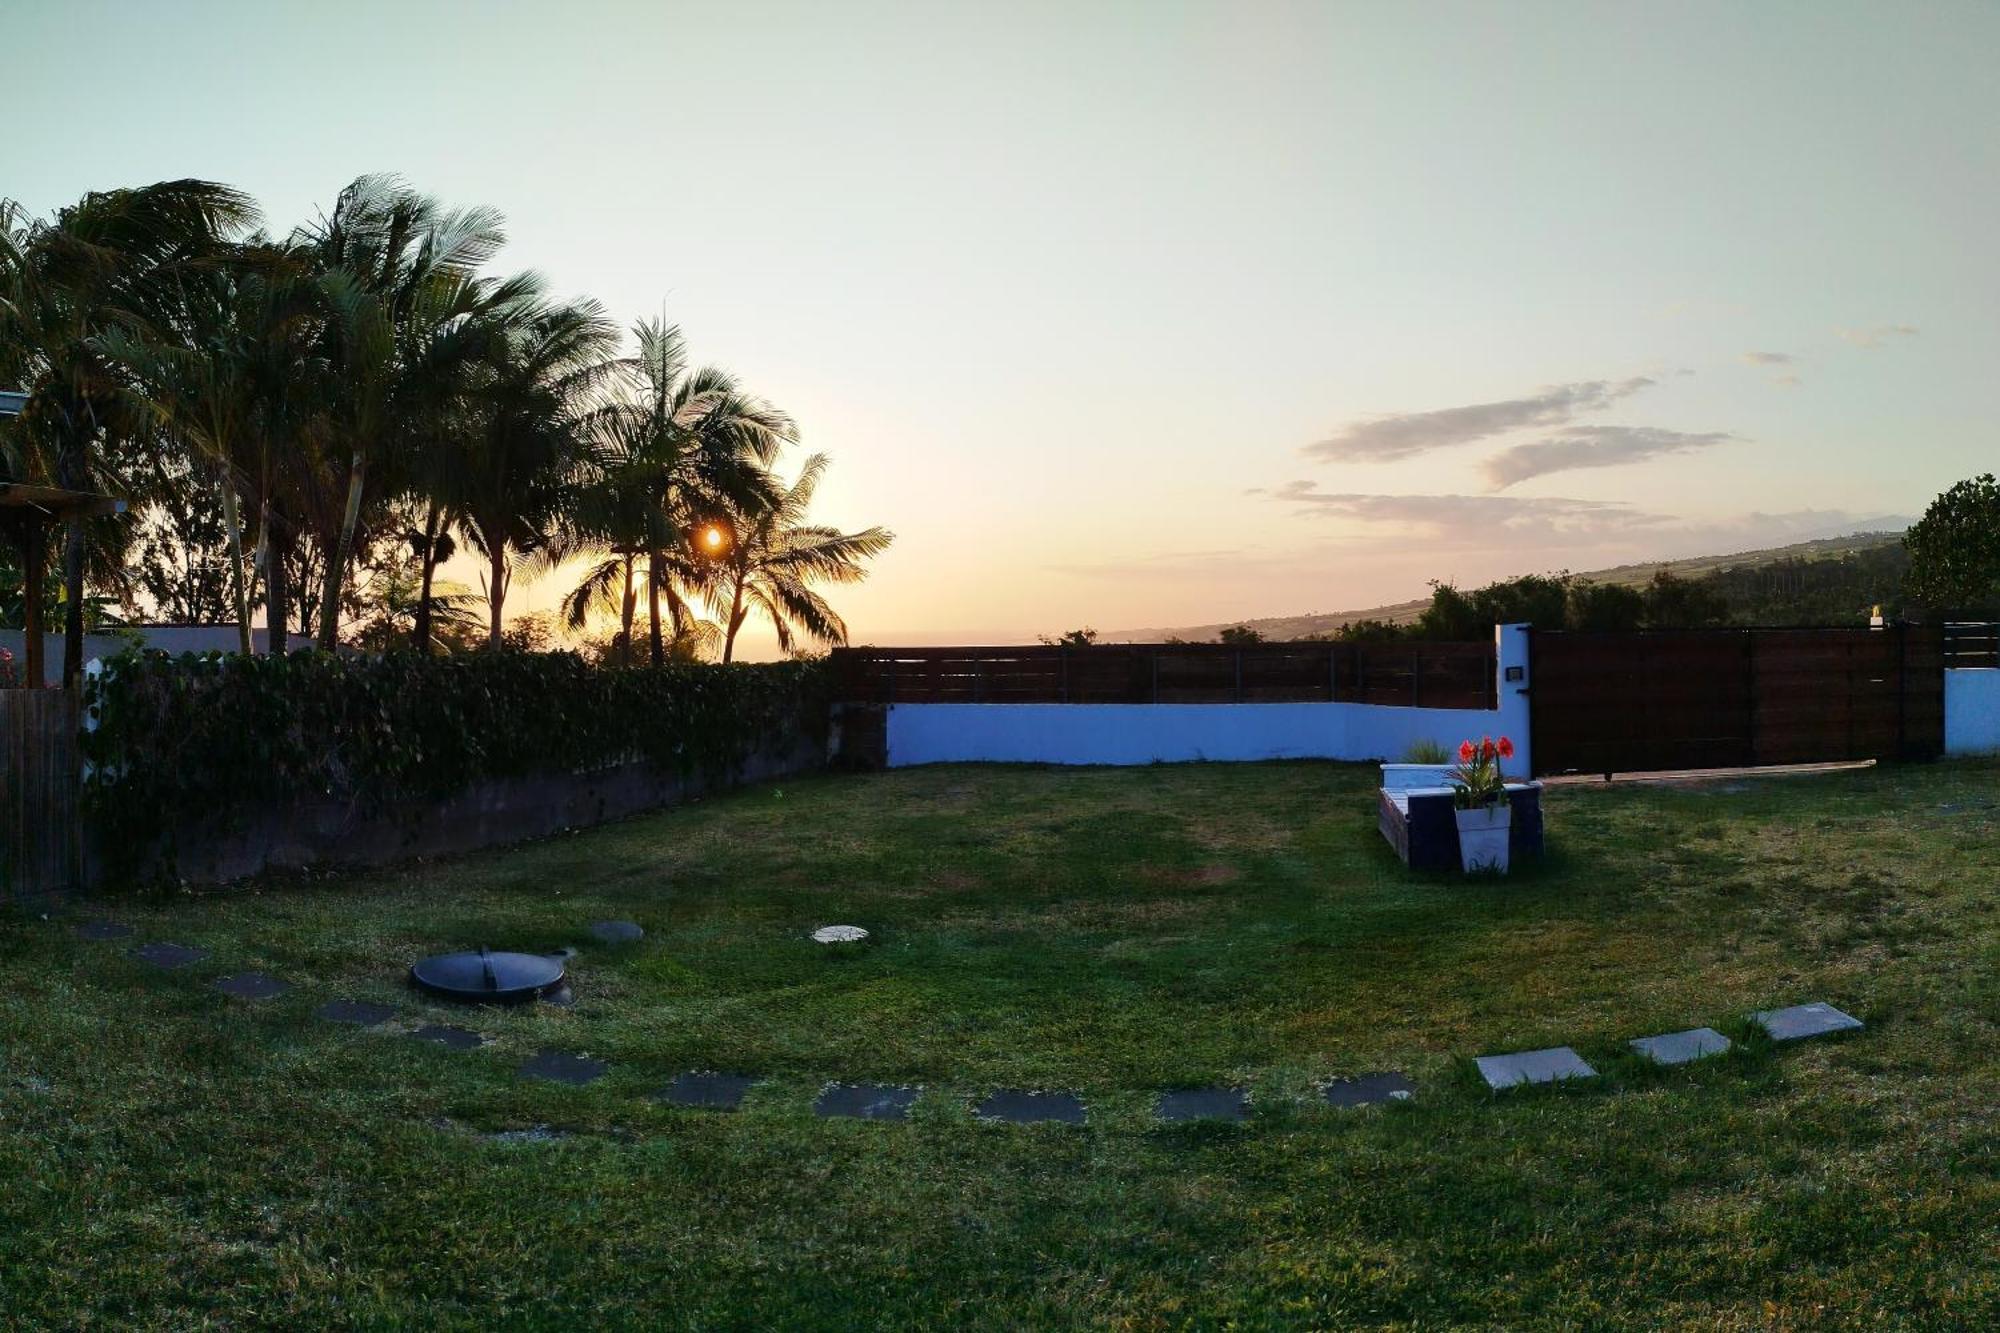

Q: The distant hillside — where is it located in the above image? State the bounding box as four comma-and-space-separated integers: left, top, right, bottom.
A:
1104, 531, 1908, 643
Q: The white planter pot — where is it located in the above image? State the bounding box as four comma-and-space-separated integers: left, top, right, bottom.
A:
1454, 801, 1512, 874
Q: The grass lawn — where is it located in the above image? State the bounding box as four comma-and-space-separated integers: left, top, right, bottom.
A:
2, 760, 1996, 1328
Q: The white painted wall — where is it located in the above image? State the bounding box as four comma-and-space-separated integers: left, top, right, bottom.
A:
1945, 668, 2000, 755
885, 623, 1535, 770
0, 626, 270, 687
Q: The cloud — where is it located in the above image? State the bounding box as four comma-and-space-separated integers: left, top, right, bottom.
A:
1481, 425, 1733, 490
1303, 377, 1655, 462
1741, 351, 1793, 365
1267, 482, 1668, 539
1773, 373, 1803, 388
1835, 324, 1919, 349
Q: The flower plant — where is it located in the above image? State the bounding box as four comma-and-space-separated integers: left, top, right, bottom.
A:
1449, 735, 1515, 809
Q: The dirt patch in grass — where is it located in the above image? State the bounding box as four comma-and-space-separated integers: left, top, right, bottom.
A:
1139, 863, 1243, 887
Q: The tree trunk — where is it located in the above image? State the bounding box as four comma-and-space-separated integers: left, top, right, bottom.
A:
722, 573, 747, 664
217, 475, 254, 656
412, 500, 443, 653
265, 508, 290, 655
54, 435, 87, 688
487, 544, 507, 649
647, 550, 665, 665
316, 450, 367, 651
618, 554, 636, 666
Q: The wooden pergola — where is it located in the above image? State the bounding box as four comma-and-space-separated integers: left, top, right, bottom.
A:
1, 482, 127, 689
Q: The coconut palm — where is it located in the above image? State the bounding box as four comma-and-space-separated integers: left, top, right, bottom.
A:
591, 317, 794, 664
292, 176, 522, 650
92, 242, 324, 652
0, 180, 256, 679
708, 453, 892, 662
446, 286, 621, 647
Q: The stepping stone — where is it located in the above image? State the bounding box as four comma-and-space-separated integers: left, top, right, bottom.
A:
658, 1071, 758, 1111
588, 920, 644, 944
518, 1049, 608, 1087
74, 919, 133, 941
410, 1023, 485, 1051
1474, 1046, 1597, 1090
486, 1125, 571, 1145
213, 972, 289, 1001
1155, 1087, 1248, 1123
974, 1089, 1087, 1125
129, 942, 208, 970
1322, 1071, 1416, 1107
316, 998, 396, 1027
1752, 1002, 1864, 1042
812, 925, 869, 945
814, 1083, 918, 1121
1630, 1027, 1732, 1066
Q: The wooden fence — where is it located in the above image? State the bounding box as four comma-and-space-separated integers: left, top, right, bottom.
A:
1532, 625, 1943, 776
830, 641, 1498, 709
1, 689, 81, 905
1943, 621, 2000, 668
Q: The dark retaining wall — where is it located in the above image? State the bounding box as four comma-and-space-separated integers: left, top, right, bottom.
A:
82, 735, 826, 889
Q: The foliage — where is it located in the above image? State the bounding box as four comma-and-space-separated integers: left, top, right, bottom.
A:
1904, 474, 2000, 611
1399, 737, 1451, 764
708, 452, 893, 662
1447, 734, 1515, 808
80, 648, 826, 880
1040, 627, 1098, 646
1216, 624, 1264, 644
3, 176, 887, 669
1565, 579, 1646, 631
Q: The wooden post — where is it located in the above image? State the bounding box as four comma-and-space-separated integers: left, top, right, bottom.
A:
21, 515, 44, 690
1328, 643, 1338, 702
1233, 650, 1243, 702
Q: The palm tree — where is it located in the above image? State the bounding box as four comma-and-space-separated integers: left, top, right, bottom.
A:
709, 453, 892, 662
0, 180, 256, 680
293, 176, 518, 650
592, 317, 794, 664
446, 286, 620, 647
93, 242, 323, 653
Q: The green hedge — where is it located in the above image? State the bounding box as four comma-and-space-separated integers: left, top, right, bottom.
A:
81, 649, 827, 878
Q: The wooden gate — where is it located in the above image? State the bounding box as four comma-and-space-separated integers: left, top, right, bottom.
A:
1, 689, 82, 904
1530, 625, 1943, 777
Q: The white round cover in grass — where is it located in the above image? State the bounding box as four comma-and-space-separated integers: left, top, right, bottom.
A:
812, 925, 869, 944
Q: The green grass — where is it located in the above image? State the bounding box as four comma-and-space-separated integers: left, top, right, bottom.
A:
3, 760, 1996, 1328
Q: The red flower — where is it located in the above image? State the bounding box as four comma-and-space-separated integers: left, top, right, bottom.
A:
1457, 740, 1476, 763
1480, 737, 1497, 760
1496, 736, 1515, 760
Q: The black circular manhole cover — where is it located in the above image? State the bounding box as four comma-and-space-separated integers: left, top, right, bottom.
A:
410, 947, 566, 1004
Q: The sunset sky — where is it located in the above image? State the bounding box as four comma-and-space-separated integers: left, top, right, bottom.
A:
10, 1, 1995, 653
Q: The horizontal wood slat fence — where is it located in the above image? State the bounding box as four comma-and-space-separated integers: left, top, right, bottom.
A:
830, 641, 1498, 709
1, 689, 81, 905
1943, 621, 2000, 668
1532, 625, 1943, 776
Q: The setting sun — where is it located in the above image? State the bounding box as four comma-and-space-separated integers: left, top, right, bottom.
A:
701, 524, 726, 551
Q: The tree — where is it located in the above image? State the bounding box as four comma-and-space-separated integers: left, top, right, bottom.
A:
571, 317, 791, 664
294, 176, 516, 650
1642, 570, 1730, 627
0, 180, 256, 680
708, 453, 892, 662
1217, 624, 1263, 644
1904, 474, 2000, 611
1566, 580, 1646, 632
447, 287, 619, 647
1040, 628, 1098, 646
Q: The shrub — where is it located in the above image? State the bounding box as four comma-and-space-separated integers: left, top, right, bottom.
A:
81, 648, 827, 879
